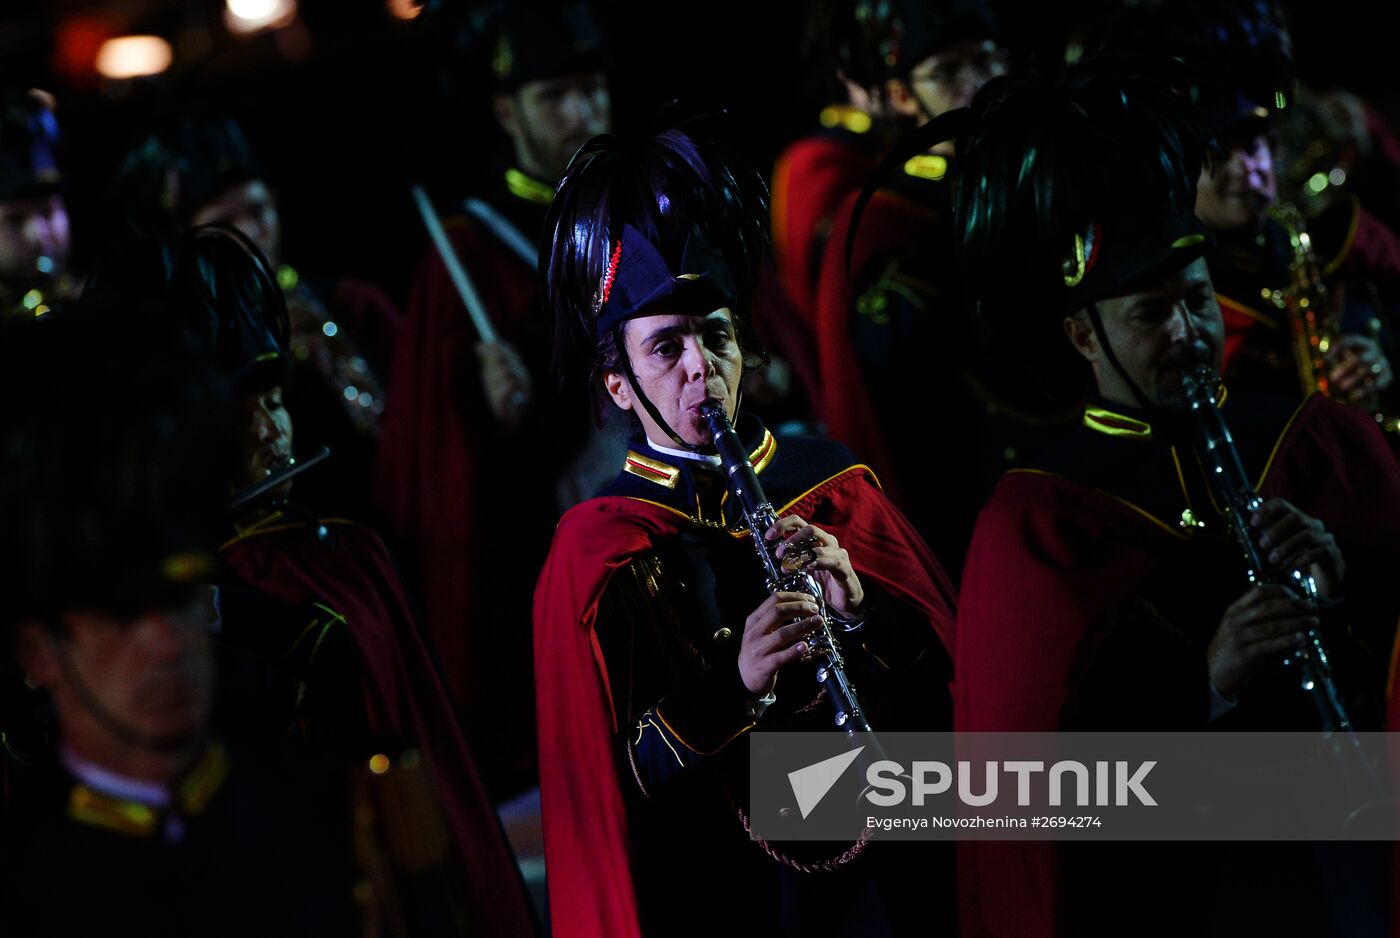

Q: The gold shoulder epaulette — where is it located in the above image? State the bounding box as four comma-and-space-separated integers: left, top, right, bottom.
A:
623, 450, 681, 489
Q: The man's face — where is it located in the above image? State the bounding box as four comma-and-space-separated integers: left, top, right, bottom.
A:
1066, 257, 1224, 408
496, 71, 611, 182
0, 192, 70, 288
1195, 134, 1276, 232
605, 308, 744, 448
904, 39, 1007, 122
240, 384, 294, 490
20, 587, 217, 766
192, 179, 282, 269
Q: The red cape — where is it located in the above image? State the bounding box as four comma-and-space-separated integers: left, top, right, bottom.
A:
954, 396, 1400, 938
811, 187, 942, 503
375, 219, 539, 710
771, 131, 882, 327
534, 469, 956, 938
222, 519, 536, 937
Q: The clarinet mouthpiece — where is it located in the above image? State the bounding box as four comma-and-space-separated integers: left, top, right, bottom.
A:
698, 400, 727, 437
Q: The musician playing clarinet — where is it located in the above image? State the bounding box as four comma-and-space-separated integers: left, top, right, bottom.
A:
949, 57, 1400, 937
533, 126, 957, 938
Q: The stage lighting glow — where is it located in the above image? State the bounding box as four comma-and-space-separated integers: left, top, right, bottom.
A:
94, 35, 173, 79
229, 0, 279, 20
225, 0, 296, 34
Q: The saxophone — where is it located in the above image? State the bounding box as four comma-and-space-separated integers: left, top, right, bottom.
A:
698, 403, 872, 734
1269, 201, 1398, 433
1269, 201, 1334, 398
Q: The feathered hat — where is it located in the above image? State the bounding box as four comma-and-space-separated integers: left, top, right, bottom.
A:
811, 0, 1001, 91
82, 225, 290, 393
543, 125, 769, 437
111, 114, 267, 234
843, 54, 1216, 411
0, 302, 234, 629
1093, 0, 1293, 141
952, 55, 1216, 324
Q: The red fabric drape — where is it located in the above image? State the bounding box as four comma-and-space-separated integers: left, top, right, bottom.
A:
534, 471, 955, 938
375, 221, 538, 709
222, 519, 537, 937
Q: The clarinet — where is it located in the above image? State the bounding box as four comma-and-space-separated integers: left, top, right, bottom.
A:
699, 403, 873, 734
1179, 366, 1354, 732
227, 445, 332, 513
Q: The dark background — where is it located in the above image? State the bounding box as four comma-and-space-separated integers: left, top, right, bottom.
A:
1, 0, 1395, 304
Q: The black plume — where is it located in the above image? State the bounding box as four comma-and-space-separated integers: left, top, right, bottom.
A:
542, 123, 769, 387
954, 54, 1215, 320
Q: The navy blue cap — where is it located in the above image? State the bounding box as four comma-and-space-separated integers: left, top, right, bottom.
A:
592, 224, 737, 340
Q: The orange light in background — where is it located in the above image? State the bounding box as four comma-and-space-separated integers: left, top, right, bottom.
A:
387, 0, 422, 20
94, 35, 173, 79
225, 0, 297, 35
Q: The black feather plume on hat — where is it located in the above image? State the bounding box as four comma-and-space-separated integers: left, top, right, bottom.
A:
953, 54, 1217, 324
1090, 0, 1293, 139
542, 124, 769, 391
845, 55, 1220, 414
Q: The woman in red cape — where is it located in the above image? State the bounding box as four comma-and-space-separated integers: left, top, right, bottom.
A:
532, 127, 957, 937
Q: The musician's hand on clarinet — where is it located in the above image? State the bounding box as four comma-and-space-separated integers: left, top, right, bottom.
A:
1250, 498, 1345, 599
766, 515, 865, 618
739, 592, 819, 697
476, 339, 533, 430
1208, 584, 1319, 697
